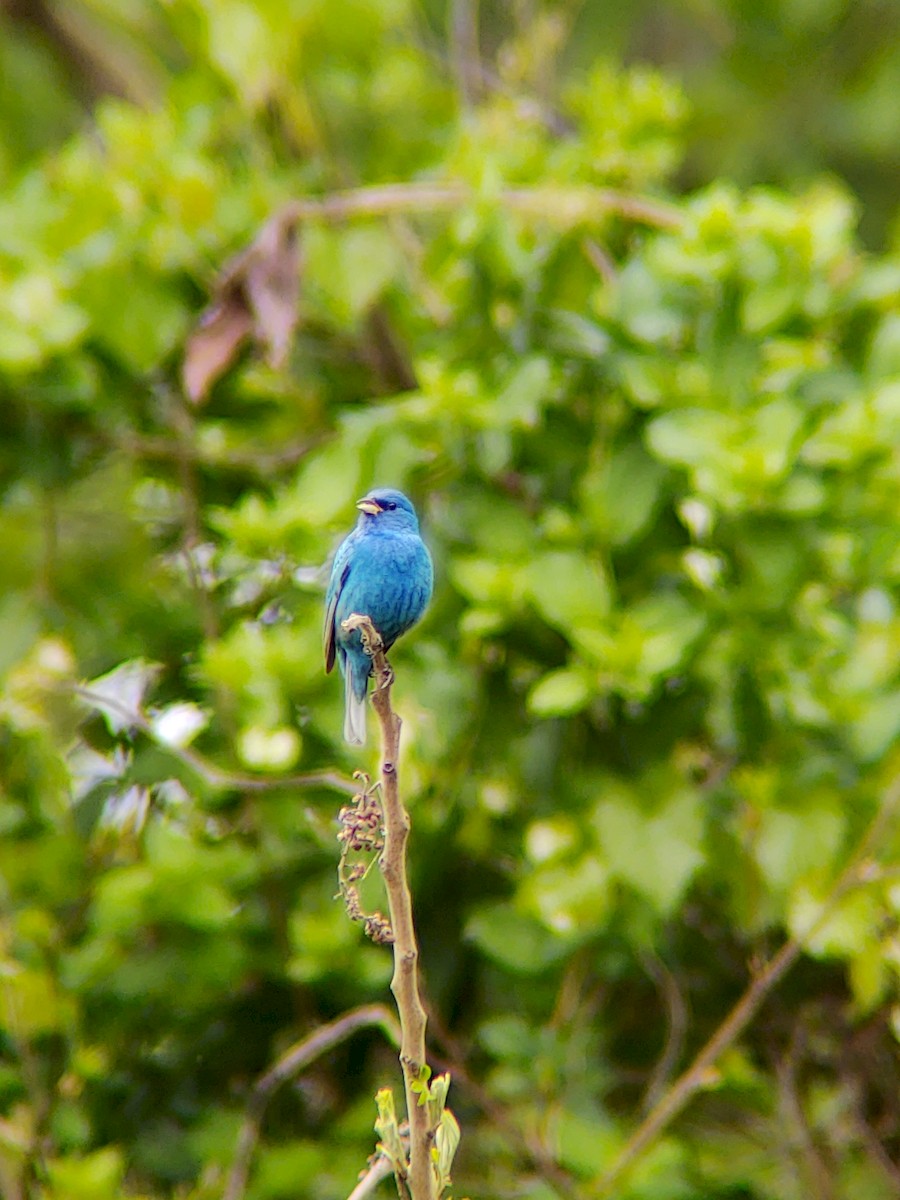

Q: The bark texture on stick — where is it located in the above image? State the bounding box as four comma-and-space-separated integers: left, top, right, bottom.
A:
341, 614, 435, 1200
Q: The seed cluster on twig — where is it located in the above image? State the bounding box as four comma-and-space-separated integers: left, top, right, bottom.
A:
337, 771, 394, 944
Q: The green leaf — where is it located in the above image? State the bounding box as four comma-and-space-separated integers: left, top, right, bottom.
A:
580, 441, 667, 546
523, 550, 612, 632
0, 272, 88, 370
79, 265, 187, 371
646, 407, 738, 468
789, 886, 881, 960
451, 557, 519, 608
477, 1015, 539, 1061
465, 904, 572, 974
433, 1107, 461, 1193
487, 355, 554, 429
528, 666, 594, 716
868, 312, 900, 378
252, 1141, 328, 1198
375, 1087, 407, 1174
520, 855, 611, 933
613, 260, 685, 345
45, 1148, 124, 1200
555, 1109, 620, 1177
306, 224, 402, 323
754, 802, 845, 894
0, 966, 70, 1037
593, 781, 704, 915
584, 593, 707, 698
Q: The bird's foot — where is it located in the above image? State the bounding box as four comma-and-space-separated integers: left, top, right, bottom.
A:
375, 658, 394, 691
342, 613, 384, 659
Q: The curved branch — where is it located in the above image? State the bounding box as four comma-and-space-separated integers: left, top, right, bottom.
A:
225, 1004, 400, 1200
639, 952, 689, 1113
72, 685, 357, 796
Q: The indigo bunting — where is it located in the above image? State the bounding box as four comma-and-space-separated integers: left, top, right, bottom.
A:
324, 488, 433, 745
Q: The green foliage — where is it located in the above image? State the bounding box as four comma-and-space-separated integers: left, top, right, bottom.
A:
1, 3, 900, 1199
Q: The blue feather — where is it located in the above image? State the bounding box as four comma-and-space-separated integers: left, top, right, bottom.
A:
324, 488, 433, 744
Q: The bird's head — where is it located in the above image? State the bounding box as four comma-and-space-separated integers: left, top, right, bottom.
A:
356, 488, 420, 532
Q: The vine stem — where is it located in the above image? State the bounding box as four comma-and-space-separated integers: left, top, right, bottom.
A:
342, 614, 435, 1200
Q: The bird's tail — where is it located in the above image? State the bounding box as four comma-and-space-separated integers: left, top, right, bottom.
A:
344, 679, 367, 745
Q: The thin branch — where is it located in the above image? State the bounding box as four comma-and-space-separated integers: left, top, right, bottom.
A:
449, 0, 481, 108
386, 217, 453, 326
256, 1006, 401, 1100
408, 18, 572, 136
280, 182, 680, 231
2, 0, 154, 106
581, 237, 618, 285
849, 1106, 900, 1192
341, 614, 435, 1200
346, 1153, 395, 1200
38, 485, 58, 606
590, 779, 900, 1197
225, 1004, 400, 1200
361, 305, 419, 393
170, 397, 219, 646
639, 952, 689, 1112
71, 685, 357, 796
775, 1036, 835, 1200
107, 428, 321, 475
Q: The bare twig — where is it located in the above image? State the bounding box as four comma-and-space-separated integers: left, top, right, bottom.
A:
225, 1004, 400, 1200
361, 305, 419, 393
449, 0, 481, 107
590, 779, 900, 1197
346, 1153, 396, 1200
2, 0, 155, 105
581, 237, 618, 285
849, 1106, 900, 1191
341, 614, 435, 1200
640, 953, 689, 1112
279, 181, 680, 231
72, 685, 357, 796
170, 398, 220, 646
775, 1034, 835, 1200
107, 428, 321, 476
385, 217, 453, 326
38, 486, 58, 606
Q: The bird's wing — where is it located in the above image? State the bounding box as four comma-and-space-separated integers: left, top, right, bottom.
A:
324, 541, 353, 674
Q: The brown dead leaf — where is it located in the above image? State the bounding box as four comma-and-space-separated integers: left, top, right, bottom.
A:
181, 296, 254, 405
182, 208, 302, 404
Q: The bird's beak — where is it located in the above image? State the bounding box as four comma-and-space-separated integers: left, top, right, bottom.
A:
356, 497, 382, 516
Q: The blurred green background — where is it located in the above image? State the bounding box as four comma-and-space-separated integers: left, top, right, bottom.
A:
2, 2, 900, 1198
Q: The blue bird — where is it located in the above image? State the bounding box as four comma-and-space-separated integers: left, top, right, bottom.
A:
324, 488, 433, 745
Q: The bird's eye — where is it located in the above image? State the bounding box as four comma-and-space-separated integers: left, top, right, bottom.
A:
387, 502, 397, 511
